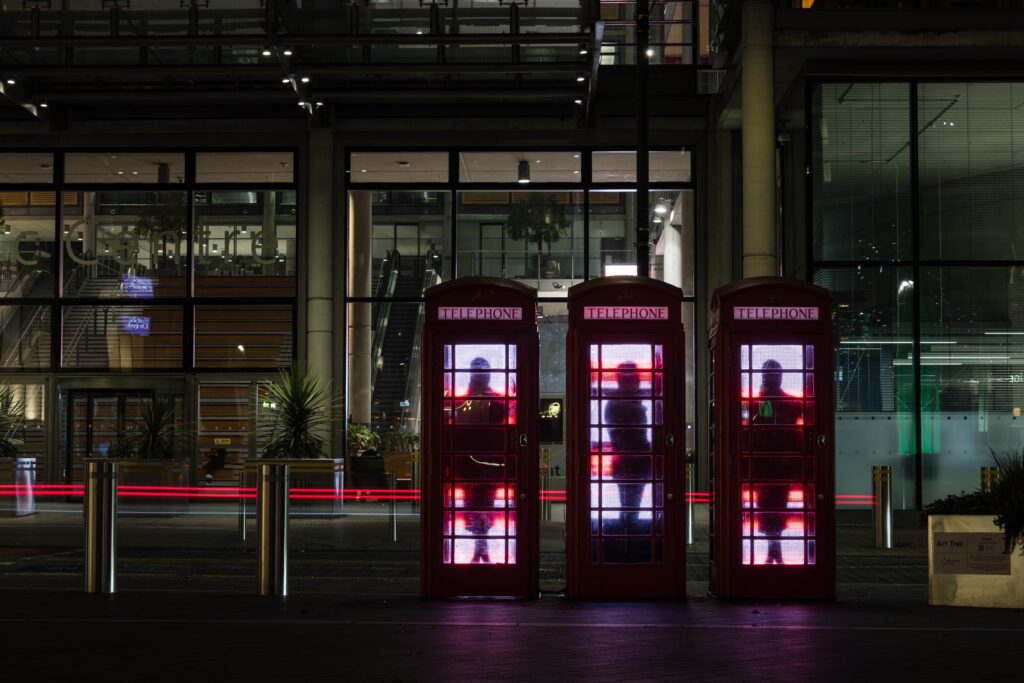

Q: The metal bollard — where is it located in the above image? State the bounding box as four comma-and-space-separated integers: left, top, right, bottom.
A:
388, 472, 398, 542
980, 466, 1000, 493
238, 469, 248, 542
872, 465, 893, 550
256, 461, 289, 597
686, 463, 695, 545
410, 460, 419, 513
541, 470, 552, 522
84, 458, 118, 594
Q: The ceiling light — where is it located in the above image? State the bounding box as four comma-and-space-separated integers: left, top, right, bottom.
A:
579, 48, 588, 55
5, 78, 14, 85
645, 48, 654, 57
574, 99, 583, 105
577, 75, 585, 82
573, 154, 580, 158
237, 345, 246, 353
261, 48, 272, 57
283, 49, 293, 57
517, 160, 531, 184
654, 204, 668, 215
315, 100, 324, 107
281, 77, 290, 84
116, 170, 124, 175
300, 76, 310, 83
653, 216, 663, 224
398, 161, 411, 167
39, 102, 48, 108
298, 101, 306, 107
360, 169, 367, 173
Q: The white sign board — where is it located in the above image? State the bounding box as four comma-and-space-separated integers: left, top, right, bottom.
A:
933, 532, 1012, 575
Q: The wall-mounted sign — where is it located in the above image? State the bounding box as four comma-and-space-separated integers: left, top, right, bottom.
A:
733, 306, 819, 321
122, 274, 154, 299
438, 306, 522, 321
933, 532, 1012, 575
583, 306, 669, 320
123, 315, 150, 337
213, 438, 232, 446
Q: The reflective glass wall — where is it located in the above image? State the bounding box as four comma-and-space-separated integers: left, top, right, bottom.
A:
811, 81, 1024, 507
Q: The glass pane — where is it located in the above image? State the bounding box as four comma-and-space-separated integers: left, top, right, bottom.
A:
0, 305, 51, 369
815, 267, 916, 509
459, 152, 581, 183
348, 190, 450, 293
0, 193, 57, 296
456, 191, 583, 290
649, 189, 694, 294
0, 154, 54, 183
65, 153, 186, 184
196, 152, 295, 184
62, 305, 183, 369
62, 191, 187, 298
812, 83, 912, 261
194, 190, 296, 298
592, 150, 692, 183
919, 83, 1024, 260
589, 191, 637, 277
349, 152, 448, 183
197, 382, 254, 486
194, 305, 293, 369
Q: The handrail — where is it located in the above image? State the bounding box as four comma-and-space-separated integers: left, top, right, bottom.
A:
400, 268, 440, 434
370, 253, 400, 388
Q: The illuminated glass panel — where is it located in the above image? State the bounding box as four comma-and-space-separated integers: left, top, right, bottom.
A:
588, 343, 665, 564
441, 343, 518, 565
738, 343, 817, 566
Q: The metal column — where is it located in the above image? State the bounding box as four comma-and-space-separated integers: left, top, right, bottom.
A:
257, 461, 290, 597
84, 458, 118, 594
872, 465, 893, 550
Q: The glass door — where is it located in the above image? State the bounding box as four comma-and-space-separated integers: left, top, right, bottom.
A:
64, 390, 153, 484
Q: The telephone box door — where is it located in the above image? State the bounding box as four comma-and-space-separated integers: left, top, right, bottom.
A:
421, 279, 539, 598
566, 276, 687, 599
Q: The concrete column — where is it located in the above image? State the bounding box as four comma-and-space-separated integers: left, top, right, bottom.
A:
307, 129, 335, 444
741, 0, 777, 278
347, 190, 373, 425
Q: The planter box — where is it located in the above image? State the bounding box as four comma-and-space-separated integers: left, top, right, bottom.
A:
117, 459, 189, 488
928, 515, 1024, 609
0, 457, 37, 517
289, 458, 345, 516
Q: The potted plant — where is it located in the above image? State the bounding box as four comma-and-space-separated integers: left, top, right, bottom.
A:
925, 450, 1024, 608
113, 394, 191, 489
504, 193, 570, 279
0, 384, 34, 517
382, 429, 420, 481
260, 365, 344, 513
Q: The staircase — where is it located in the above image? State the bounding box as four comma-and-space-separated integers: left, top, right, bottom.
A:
371, 266, 427, 433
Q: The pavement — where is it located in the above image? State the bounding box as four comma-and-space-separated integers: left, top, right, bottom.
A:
2, 504, 1017, 680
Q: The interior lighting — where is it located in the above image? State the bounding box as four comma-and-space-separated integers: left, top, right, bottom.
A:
300, 76, 310, 83
116, 170, 125, 175
282, 77, 290, 84
283, 49, 293, 57
5, 78, 14, 85
39, 102, 48, 108
579, 48, 588, 55
237, 345, 246, 353
654, 203, 668, 215
574, 99, 583, 105
298, 101, 306, 106
577, 75, 585, 82
645, 48, 654, 57
261, 48, 272, 57
517, 160, 531, 184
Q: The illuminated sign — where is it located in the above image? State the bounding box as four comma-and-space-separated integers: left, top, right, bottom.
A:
123, 316, 150, 337
438, 307, 522, 321
213, 438, 231, 446
122, 274, 154, 298
583, 306, 669, 320
733, 306, 818, 321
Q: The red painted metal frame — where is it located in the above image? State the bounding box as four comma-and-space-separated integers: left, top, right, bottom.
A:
709, 277, 836, 600
420, 277, 539, 599
566, 276, 686, 599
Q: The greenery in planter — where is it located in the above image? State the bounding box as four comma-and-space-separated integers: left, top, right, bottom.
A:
114, 395, 191, 460
0, 384, 25, 459
383, 429, 420, 453
504, 193, 571, 275
990, 450, 1024, 556
346, 424, 379, 453
262, 365, 332, 459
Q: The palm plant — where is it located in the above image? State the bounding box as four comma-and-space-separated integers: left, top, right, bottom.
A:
117, 395, 189, 460
991, 450, 1024, 556
0, 384, 25, 459
261, 365, 331, 459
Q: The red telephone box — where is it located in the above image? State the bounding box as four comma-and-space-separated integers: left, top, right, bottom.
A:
709, 277, 835, 600
566, 277, 686, 599
420, 278, 539, 598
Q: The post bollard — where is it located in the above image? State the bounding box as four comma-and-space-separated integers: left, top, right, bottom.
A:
872, 465, 893, 550
980, 466, 1000, 493
84, 458, 118, 594
257, 461, 289, 597
410, 459, 419, 514
541, 470, 552, 522
686, 463, 695, 545
238, 469, 248, 542
388, 472, 398, 542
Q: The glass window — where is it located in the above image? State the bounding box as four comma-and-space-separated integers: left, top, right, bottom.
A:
196, 152, 295, 184
0, 154, 54, 183
814, 267, 916, 509
650, 189, 694, 295
919, 266, 1024, 503
65, 153, 186, 184
0, 304, 51, 369
919, 83, 1024, 260
459, 152, 582, 183
812, 83, 912, 261
349, 152, 448, 183
0, 194, 57, 297
592, 150, 692, 183
62, 304, 183, 369
456, 191, 583, 291
589, 191, 636, 277
194, 190, 296, 298
62, 192, 187, 298
194, 305, 293, 369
